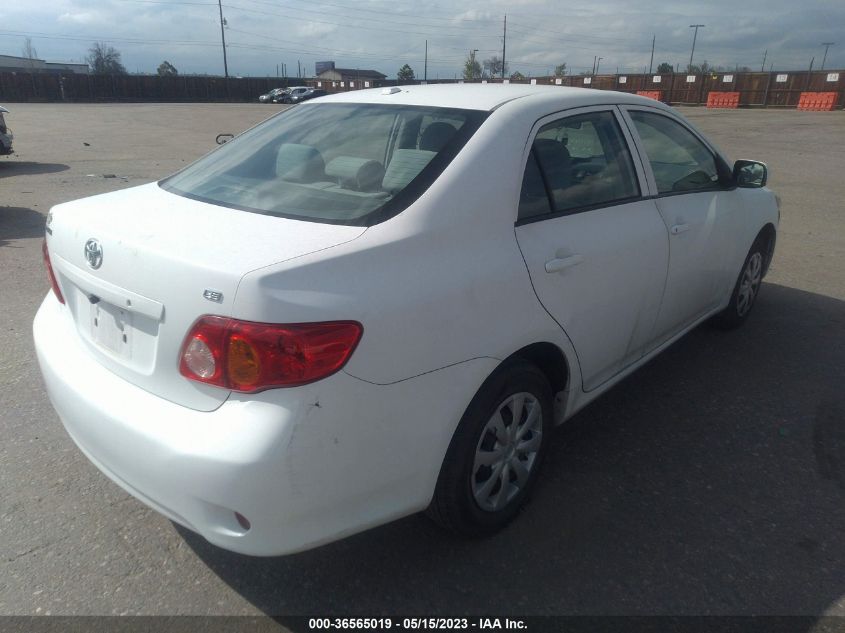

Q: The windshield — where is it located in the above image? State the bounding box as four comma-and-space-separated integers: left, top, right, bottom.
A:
161, 103, 487, 226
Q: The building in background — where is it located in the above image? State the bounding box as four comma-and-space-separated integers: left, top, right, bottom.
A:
0, 54, 89, 74
316, 67, 386, 88
315, 61, 335, 76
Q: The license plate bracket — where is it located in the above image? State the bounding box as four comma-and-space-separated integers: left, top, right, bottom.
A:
90, 300, 133, 359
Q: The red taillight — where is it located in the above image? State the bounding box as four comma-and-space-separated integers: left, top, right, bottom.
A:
179, 316, 363, 392
42, 239, 65, 304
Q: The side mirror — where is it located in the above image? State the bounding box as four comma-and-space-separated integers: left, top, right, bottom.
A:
216, 133, 234, 145
733, 159, 768, 188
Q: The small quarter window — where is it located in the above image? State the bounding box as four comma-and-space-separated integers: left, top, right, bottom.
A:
518, 150, 551, 220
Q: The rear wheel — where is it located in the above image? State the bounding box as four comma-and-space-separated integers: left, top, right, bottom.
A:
712, 238, 766, 329
427, 360, 552, 536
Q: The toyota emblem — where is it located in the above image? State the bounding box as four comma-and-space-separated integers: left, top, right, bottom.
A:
84, 238, 103, 270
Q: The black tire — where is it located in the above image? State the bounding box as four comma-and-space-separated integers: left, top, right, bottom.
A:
427, 360, 553, 536
711, 237, 767, 330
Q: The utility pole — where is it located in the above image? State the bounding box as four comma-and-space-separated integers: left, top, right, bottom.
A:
821, 42, 834, 70
761, 49, 767, 72
807, 57, 815, 91
217, 0, 229, 78
502, 15, 507, 79
595, 57, 603, 75
471, 48, 479, 80
649, 34, 655, 74
592, 55, 597, 75
688, 24, 705, 72
424, 40, 428, 82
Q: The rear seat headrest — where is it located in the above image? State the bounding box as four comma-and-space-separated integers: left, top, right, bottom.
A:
419, 122, 457, 152
276, 143, 325, 182
325, 156, 385, 192
382, 149, 436, 193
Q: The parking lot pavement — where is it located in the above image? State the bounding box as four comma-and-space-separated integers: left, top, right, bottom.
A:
1, 104, 844, 618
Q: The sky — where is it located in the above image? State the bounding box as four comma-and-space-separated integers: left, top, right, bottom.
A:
0, 0, 843, 79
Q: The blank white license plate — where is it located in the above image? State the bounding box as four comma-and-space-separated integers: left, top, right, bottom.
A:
89, 300, 133, 359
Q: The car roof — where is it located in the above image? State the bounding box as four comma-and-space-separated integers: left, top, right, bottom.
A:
307, 83, 669, 113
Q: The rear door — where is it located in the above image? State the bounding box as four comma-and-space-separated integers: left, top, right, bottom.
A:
514, 106, 669, 392
621, 107, 744, 346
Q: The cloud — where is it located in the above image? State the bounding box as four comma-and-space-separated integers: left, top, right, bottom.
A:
57, 11, 99, 25
295, 21, 338, 38
1, 0, 842, 77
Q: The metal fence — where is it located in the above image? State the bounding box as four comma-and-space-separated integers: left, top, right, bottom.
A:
1, 69, 843, 108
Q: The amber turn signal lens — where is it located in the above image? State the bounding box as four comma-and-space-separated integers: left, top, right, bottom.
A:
227, 336, 262, 389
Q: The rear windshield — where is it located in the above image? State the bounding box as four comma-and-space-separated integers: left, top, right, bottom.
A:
160, 103, 487, 226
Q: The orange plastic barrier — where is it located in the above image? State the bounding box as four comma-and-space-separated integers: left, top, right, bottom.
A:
706, 92, 740, 108
797, 92, 838, 111
636, 90, 662, 101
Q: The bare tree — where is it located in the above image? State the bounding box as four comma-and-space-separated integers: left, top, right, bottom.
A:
21, 37, 38, 70
482, 56, 508, 79
87, 42, 127, 75
157, 60, 179, 76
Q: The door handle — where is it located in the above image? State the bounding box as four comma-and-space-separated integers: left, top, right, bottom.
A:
670, 223, 690, 235
545, 254, 584, 273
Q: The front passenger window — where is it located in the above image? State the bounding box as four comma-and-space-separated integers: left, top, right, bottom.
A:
628, 110, 721, 194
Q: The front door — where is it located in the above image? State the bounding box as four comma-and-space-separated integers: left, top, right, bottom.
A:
622, 107, 744, 345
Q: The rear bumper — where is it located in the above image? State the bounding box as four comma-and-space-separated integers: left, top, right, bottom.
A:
33, 294, 496, 555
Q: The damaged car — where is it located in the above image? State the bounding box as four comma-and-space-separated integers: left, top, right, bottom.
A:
35, 85, 779, 556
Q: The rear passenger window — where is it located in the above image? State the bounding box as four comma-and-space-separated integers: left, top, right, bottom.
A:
628, 110, 721, 194
518, 111, 640, 221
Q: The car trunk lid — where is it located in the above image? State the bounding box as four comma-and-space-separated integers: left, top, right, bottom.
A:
46, 183, 367, 411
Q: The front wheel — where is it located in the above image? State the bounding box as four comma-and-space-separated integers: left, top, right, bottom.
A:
711, 239, 766, 329
427, 360, 552, 536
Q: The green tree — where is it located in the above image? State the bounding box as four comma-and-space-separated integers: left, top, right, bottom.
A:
554, 62, 567, 77
157, 60, 178, 77
463, 54, 481, 80
656, 62, 673, 74
87, 42, 127, 75
510, 71, 525, 81
397, 64, 415, 81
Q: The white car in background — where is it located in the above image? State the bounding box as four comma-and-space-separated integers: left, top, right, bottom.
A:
34, 85, 779, 556
0, 106, 13, 155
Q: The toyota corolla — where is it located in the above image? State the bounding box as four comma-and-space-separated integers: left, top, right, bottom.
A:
34, 85, 778, 555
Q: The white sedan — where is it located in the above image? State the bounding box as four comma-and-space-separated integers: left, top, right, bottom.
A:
34, 85, 778, 555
